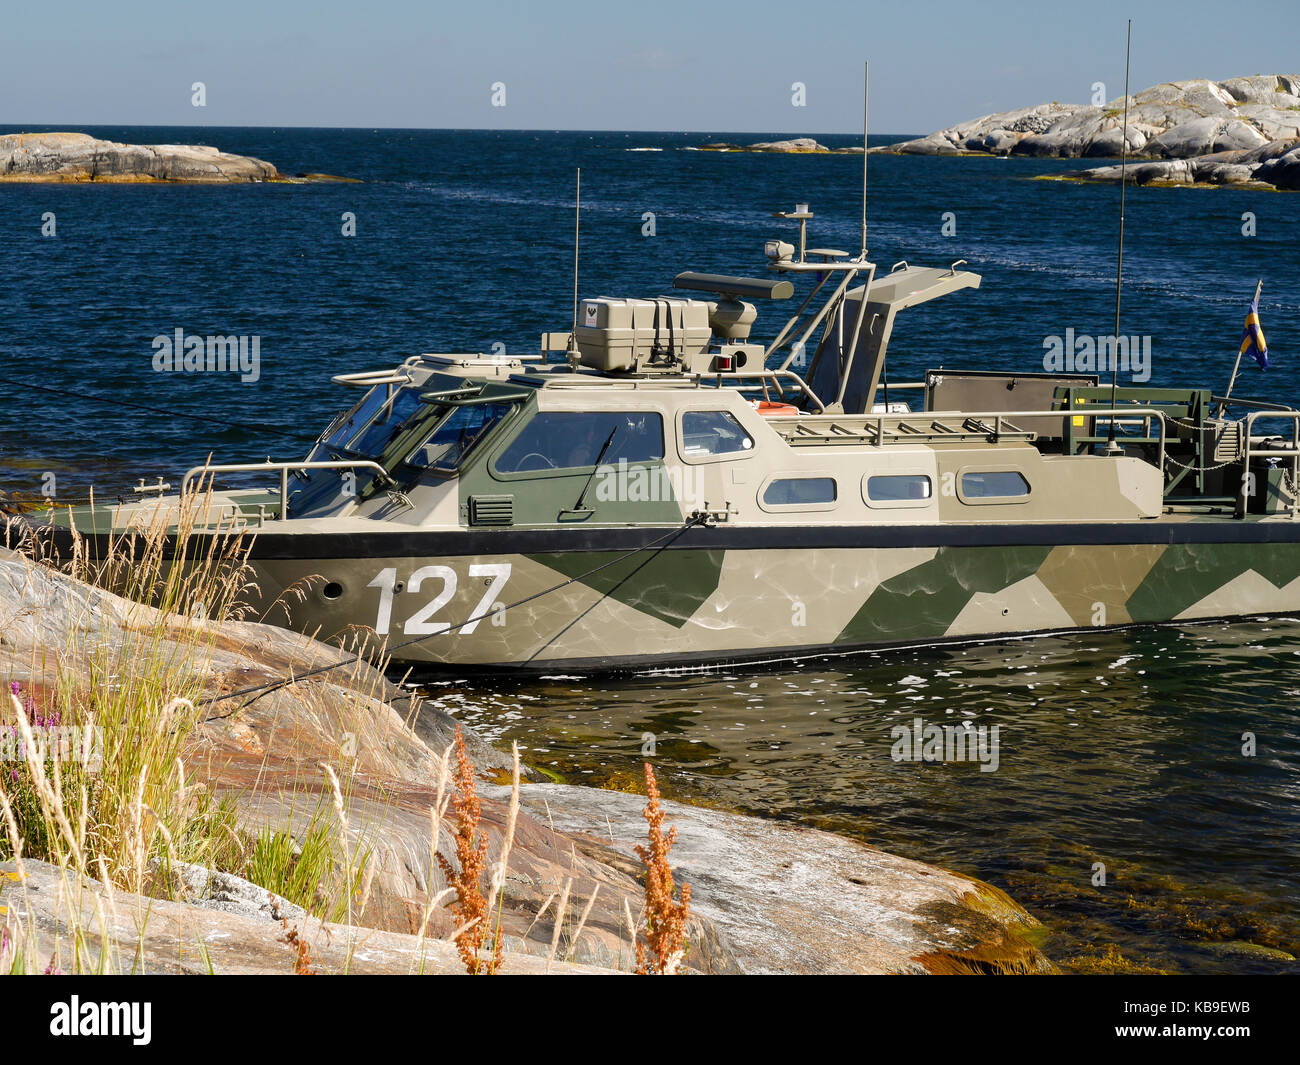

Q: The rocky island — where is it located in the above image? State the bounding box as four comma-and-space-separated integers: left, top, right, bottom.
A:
0, 131, 354, 183
698, 137, 845, 153
695, 136, 878, 155
878, 74, 1300, 190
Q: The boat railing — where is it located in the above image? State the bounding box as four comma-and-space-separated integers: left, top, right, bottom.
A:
1242, 410, 1300, 518
700, 368, 828, 412
181, 460, 389, 519
774, 406, 1169, 465
330, 368, 413, 388
1212, 394, 1300, 415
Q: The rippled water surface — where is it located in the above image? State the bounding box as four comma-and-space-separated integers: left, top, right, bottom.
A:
424, 621, 1300, 974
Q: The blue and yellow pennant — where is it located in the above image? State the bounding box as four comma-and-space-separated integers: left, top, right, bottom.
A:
1241, 297, 1269, 370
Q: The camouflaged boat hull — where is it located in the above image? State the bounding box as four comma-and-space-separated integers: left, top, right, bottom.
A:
233, 520, 1300, 673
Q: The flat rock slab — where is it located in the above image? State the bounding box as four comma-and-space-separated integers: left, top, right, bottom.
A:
490, 783, 1051, 975
0, 860, 617, 974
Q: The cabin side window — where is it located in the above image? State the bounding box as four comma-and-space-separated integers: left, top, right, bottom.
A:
405, 402, 512, 472
681, 410, 754, 458
494, 411, 665, 474
762, 477, 837, 507
865, 474, 933, 503
958, 470, 1031, 502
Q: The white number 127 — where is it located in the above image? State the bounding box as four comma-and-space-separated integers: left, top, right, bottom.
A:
366, 563, 511, 636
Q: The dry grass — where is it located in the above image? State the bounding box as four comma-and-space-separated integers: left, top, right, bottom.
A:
1, 480, 532, 975
0, 482, 345, 970
2, 483, 254, 883
0, 483, 257, 972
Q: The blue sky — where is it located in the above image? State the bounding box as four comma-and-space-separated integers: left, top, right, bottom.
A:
3, 0, 1298, 133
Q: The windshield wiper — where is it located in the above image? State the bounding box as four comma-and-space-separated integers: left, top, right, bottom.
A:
560, 426, 618, 520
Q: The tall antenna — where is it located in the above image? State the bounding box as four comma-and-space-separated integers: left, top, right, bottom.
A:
860, 60, 869, 258
1104, 19, 1132, 455
568, 168, 581, 369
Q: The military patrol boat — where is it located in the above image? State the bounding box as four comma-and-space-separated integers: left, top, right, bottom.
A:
23, 204, 1300, 673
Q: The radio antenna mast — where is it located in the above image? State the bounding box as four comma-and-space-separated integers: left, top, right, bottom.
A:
1104, 20, 1132, 455
568, 168, 582, 370
860, 60, 868, 258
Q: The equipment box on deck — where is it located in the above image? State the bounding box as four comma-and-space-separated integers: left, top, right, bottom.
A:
576, 297, 712, 371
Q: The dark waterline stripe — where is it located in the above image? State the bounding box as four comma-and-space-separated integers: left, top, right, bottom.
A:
26, 517, 1300, 561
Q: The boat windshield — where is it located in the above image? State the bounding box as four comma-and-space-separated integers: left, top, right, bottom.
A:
319, 386, 390, 449
343, 387, 426, 457
405, 402, 512, 472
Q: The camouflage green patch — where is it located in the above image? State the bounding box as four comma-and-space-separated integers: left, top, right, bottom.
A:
836, 545, 1054, 645
1125, 543, 1300, 622
525, 549, 724, 629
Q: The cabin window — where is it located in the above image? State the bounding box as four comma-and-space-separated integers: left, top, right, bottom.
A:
866, 474, 933, 502
406, 402, 512, 471
343, 387, 426, 456
960, 470, 1031, 499
681, 411, 754, 457
762, 477, 837, 506
495, 411, 664, 474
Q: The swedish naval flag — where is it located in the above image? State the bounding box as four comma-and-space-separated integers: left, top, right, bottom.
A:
1241, 296, 1269, 370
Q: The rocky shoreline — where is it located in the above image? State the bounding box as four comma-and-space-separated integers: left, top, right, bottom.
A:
1042, 137, 1300, 189
877, 74, 1300, 191
0, 542, 1051, 974
0, 131, 356, 184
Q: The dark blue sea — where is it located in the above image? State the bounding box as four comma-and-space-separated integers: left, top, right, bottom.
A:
2, 127, 1298, 973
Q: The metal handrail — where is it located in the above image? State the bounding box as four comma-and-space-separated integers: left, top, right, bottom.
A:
698, 368, 828, 412
785, 406, 1169, 465
330, 369, 412, 387
182, 460, 389, 518
1243, 410, 1300, 518
1213, 394, 1300, 414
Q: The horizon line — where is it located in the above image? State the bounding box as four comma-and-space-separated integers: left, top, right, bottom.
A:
2, 122, 923, 139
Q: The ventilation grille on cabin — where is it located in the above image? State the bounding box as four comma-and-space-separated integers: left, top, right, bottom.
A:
469, 494, 514, 526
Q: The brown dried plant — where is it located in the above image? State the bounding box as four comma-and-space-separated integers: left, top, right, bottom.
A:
278, 919, 316, 975
435, 727, 501, 974
633, 762, 691, 975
